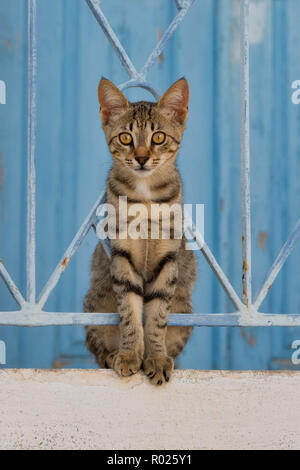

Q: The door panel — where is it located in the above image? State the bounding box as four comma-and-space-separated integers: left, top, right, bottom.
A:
0, 0, 299, 370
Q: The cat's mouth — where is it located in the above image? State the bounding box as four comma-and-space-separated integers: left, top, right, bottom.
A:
134, 167, 151, 172
133, 167, 154, 177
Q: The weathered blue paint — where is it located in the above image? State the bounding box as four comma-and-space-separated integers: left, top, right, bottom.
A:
0, 0, 300, 369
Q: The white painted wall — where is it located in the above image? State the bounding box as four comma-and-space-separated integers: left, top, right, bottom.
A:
0, 370, 299, 450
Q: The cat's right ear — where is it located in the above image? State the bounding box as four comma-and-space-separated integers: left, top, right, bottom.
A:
98, 78, 129, 125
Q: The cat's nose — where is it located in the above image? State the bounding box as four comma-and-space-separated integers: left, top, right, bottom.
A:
135, 156, 150, 167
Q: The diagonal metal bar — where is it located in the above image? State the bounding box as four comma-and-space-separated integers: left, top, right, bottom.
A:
0, 261, 26, 308
85, 0, 139, 80
37, 191, 106, 309
85, 0, 195, 98
184, 213, 248, 315
254, 218, 300, 311
240, 0, 252, 308
139, 1, 195, 80
175, 0, 193, 10
27, 0, 37, 303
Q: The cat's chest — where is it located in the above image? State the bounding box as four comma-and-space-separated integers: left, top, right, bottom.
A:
135, 180, 152, 200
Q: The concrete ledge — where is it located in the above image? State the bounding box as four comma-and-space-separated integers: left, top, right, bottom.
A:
0, 369, 299, 450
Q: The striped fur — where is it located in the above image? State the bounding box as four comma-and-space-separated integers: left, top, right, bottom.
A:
85, 78, 197, 385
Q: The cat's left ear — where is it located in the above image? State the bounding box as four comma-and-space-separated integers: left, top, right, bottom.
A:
158, 78, 189, 125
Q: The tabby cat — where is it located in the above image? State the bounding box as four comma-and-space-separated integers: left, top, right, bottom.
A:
84, 77, 196, 385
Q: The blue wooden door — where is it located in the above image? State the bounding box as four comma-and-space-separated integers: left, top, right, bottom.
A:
0, 0, 299, 369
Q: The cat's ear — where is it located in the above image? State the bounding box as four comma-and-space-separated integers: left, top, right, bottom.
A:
158, 78, 189, 125
98, 78, 129, 125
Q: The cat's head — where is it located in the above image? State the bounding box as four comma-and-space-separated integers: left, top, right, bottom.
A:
98, 78, 189, 176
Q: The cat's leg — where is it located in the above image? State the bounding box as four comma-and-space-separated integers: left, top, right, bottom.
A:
84, 242, 121, 367
110, 248, 144, 377
166, 288, 193, 359
85, 326, 119, 368
165, 246, 196, 360
84, 289, 119, 368
143, 255, 178, 385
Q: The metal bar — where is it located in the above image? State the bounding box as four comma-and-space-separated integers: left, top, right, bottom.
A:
139, 2, 195, 79
240, 0, 252, 308
254, 218, 300, 311
184, 214, 248, 315
26, 0, 37, 303
174, 0, 193, 10
0, 311, 300, 328
85, 0, 139, 79
37, 191, 106, 309
119, 79, 160, 100
0, 261, 26, 308
201, 242, 247, 314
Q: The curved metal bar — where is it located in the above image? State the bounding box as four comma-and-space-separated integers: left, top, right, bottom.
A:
119, 79, 160, 100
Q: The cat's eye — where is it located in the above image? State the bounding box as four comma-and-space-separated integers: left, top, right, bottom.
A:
119, 132, 133, 145
152, 132, 166, 145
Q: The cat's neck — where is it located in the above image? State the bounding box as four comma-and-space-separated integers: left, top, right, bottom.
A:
109, 160, 182, 203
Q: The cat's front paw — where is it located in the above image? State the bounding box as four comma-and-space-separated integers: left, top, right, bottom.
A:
113, 350, 142, 377
143, 355, 174, 385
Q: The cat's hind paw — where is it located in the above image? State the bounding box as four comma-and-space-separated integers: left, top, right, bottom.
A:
113, 350, 142, 377
143, 355, 174, 385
